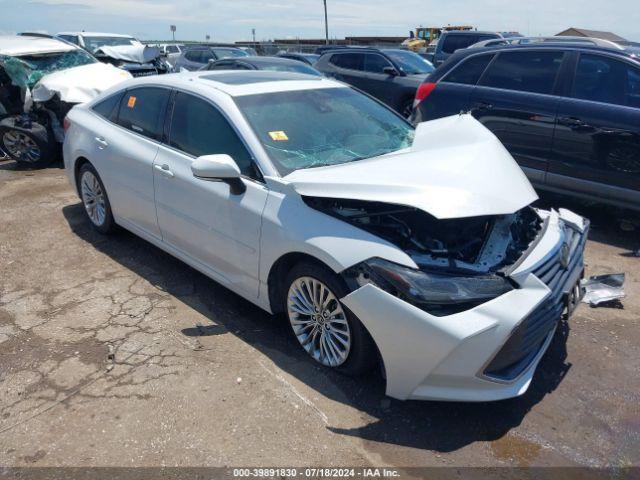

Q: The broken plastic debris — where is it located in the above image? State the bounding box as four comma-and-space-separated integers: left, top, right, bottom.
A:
581, 273, 625, 307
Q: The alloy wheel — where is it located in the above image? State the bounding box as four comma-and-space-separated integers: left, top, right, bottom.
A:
287, 276, 351, 367
80, 170, 107, 227
2, 131, 41, 163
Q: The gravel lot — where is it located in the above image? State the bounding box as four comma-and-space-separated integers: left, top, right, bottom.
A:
1, 159, 639, 470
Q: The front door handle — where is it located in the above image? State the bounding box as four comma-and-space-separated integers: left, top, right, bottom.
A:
95, 137, 108, 149
558, 116, 590, 129
154, 163, 174, 178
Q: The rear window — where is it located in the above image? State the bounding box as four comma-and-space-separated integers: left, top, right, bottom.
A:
441, 35, 480, 54
572, 54, 640, 108
444, 54, 494, 85
116, 87, 170, 141
479, 51, 564, 94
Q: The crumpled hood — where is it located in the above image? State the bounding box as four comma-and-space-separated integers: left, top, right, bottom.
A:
31, 62, 133, 104
95, 44, 161, 64
283, 114, 538, 219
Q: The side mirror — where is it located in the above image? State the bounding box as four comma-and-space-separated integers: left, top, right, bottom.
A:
191, 154, 246, 194
383, 66, 400, 76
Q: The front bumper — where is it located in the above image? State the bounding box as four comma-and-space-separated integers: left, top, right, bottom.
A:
341, 209, 588, 401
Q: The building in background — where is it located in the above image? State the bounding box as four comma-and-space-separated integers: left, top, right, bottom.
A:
556, 27, 627, 42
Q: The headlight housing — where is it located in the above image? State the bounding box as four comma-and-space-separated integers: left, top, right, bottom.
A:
345, 258, 514, 316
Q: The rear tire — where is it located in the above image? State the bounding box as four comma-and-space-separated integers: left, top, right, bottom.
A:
77, 163, 116, 234
283, 261, 377, 376
0, 117, 55, 168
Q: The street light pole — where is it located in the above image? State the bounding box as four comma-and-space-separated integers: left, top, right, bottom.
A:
323, 0, 329, 45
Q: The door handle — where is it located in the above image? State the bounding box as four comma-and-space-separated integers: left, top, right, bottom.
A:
473, 102, 493, 111
154, 163, 174, 178
95, 137, 108, 149
558, 116, 589, 129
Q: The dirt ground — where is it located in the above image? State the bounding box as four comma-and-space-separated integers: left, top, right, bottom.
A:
1, 158, 639, 471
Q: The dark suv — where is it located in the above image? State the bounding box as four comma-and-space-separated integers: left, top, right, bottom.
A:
413, 42, 640, 211
315, 48, 434, 117
427, 31, 502, 66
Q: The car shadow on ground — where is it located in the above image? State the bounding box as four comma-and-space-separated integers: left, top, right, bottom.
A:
63, 202, 572, 452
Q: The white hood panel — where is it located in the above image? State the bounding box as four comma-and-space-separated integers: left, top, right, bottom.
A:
284, 114, 538, 219
31, 62, 133, 104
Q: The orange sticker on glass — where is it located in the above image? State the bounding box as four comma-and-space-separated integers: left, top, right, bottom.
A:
268, 130, 288, 141
127, 96, 137, 108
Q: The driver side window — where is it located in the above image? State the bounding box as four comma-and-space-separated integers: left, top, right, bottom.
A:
168, 92, 260, 180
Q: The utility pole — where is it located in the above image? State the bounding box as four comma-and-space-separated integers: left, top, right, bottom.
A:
323, 0, 329, 45
252, 28, 256, 44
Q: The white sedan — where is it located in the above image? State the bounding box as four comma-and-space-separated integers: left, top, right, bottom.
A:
63, 71, 588, 401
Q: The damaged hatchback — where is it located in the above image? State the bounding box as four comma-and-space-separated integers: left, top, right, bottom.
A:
63, 71, 589, 401
0, 35, 132, 166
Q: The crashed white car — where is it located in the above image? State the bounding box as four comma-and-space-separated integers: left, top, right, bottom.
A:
63, 71, 588, 401
55, 32, 173, 77
0, 35, 132, 166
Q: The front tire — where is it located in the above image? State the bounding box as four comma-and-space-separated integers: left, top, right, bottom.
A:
78, 163, 116, 234
283, 261, 377, 375
0, 117, 55, 168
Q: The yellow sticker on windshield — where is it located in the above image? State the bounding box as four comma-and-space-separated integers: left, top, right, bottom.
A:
127, 96, 137, 108
268, 130, 289, 141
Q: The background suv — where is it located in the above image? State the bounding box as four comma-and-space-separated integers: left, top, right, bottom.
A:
174, 46, 249, 71
315, 47, 434, 117
426, 30, 502, 66
412, 41, 640, 211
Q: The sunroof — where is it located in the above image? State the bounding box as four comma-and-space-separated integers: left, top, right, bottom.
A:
201, 71, 321, 85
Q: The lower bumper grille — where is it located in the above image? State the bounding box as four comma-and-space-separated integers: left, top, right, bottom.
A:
130, 69, 158, 77
483, 221, 589, 381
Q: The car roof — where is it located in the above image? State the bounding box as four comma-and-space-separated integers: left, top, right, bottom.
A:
109, 70, 343, 98
0, 35, 77, 55
57, 32, 136, 38
230, 56, 308, 66
453, 42, 640, 58
441, 30, 500, 36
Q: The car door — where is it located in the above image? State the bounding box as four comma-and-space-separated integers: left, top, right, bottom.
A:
471, 49, 566, 184
359, 52, 400, 106
181, 49, 204, 71
92, 87, 170, 239
325, 52, 365, 86
549, 52, 640, 208
153, 91, 268, 297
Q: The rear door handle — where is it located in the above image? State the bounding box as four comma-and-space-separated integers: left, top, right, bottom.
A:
95, 137, 108, 149
473, 101, 493, 111
154, 163, 174, 178
558, 116, 589, 128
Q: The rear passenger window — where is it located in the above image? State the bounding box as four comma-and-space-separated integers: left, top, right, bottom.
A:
185, 50, 201, 62
92, 91, 124, 122
169, 93, 258, 179
480, 51, 564, 94
573, 54, 640, 108
444, 54, 493, 85
117, 88, 170, 141
330, 53, 364, 71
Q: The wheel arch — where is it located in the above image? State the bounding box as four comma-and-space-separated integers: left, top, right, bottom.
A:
73, 156, 91, 194
267, 251, 334, 315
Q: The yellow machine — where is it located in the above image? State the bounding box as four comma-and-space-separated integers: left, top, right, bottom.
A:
403, 25, 474, 52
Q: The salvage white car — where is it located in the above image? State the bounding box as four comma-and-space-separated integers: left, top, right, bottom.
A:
0, 34, 132, 166
63, 71, 588, 401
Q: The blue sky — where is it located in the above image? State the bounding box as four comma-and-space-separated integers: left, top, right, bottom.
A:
1, 0, 638, 42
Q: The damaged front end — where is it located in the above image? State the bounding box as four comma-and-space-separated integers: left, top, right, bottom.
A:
305, 197, 543, 316
94, 45, 173, 77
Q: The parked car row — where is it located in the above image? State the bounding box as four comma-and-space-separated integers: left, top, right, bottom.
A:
412, 38, 640, 211
62, 70, 589, 401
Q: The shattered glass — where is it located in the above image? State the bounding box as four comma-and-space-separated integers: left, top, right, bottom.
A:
0, 50, 96, 89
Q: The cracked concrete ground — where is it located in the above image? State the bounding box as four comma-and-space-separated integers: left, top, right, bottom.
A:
0, 159, 639, 469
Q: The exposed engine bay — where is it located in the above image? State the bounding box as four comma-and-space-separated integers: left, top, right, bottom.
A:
304, 197, 542, 274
